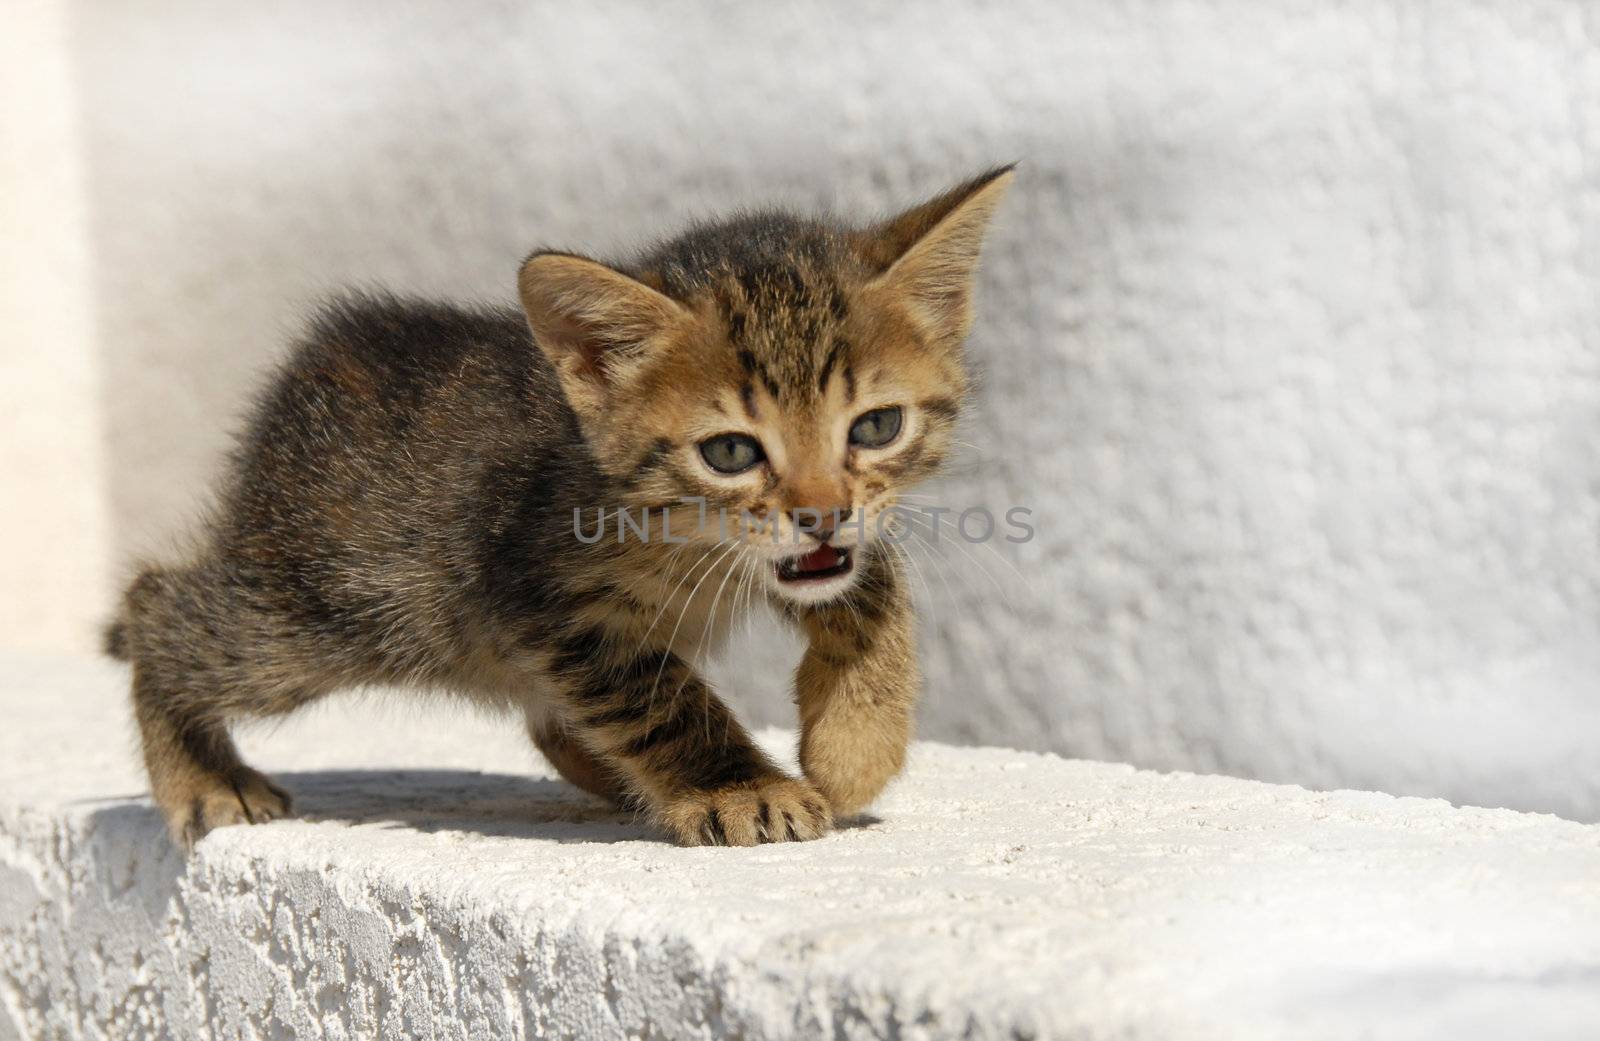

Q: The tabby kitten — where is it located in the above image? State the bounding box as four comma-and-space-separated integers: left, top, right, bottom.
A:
105, 168, 1013, 848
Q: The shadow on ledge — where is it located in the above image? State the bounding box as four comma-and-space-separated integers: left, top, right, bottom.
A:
282, 768, 646, 842
82, 769, 643, 849
81, 770, 883, 851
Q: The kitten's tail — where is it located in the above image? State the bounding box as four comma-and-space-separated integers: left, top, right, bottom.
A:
102, 618, 130, 661
103, 566, 172, 661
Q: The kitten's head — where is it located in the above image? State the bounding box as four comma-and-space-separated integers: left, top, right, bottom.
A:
519, 168, 1013, 605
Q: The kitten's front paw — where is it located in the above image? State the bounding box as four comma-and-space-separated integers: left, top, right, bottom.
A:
660, 775, 832, 846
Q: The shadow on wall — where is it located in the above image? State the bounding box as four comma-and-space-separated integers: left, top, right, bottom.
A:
72, 3, 560, 561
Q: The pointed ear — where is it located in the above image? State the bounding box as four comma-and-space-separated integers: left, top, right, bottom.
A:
518, 251, 689, 414
858, 166, 1015, 348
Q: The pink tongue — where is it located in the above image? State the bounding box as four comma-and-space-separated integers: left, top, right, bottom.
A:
796, 545, 841, 573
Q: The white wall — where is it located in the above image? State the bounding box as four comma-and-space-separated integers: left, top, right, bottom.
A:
3, 0, 1596, 820
0, 0, 109, 652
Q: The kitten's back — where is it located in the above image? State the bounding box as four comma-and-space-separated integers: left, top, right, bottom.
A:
155, 293, 585, 671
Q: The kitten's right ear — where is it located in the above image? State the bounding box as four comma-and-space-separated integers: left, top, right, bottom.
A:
518, 251, 689, 414
856, 166, 1015, 350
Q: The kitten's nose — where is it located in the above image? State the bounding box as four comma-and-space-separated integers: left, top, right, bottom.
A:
797, 506, 853, 544
787, 474, 851, 541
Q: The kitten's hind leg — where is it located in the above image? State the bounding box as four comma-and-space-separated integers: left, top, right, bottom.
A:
131, 663, 293, 847
117, 566, 300, 848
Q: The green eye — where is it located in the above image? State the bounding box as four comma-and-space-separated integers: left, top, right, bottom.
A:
848, 406, 903, 448
699, 433, 766, 474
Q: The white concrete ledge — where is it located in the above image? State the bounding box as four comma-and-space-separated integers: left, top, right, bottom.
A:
2, 653, 1598, 1040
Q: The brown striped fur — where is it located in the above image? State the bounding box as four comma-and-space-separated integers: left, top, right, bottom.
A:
107, 169, 1013, 848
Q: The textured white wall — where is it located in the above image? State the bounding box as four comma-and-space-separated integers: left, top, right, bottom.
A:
2, 1, 1596, 819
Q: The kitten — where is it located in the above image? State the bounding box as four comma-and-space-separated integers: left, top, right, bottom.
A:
104, 168, 1013, 848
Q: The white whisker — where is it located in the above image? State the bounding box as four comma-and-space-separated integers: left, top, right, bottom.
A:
899, 528, 959, 605
900, 513, 1014, 606
636, 539, 730, 650
675, 545, 747, 733
887, 538, 934, 608
646, 540, 740, 711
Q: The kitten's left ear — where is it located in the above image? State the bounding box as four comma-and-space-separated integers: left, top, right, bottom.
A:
518, 251, 690, 416
858, 166, 1015, 349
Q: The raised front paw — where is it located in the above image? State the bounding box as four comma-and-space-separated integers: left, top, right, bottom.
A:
800, 707, 910, 818
659, 775, 832, 846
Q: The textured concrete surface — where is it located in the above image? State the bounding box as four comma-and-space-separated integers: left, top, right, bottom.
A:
2, 2, 1597, 820
3, 653, 1598, 1040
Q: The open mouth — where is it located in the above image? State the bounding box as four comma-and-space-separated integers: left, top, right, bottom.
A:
776, 544, 854, 584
